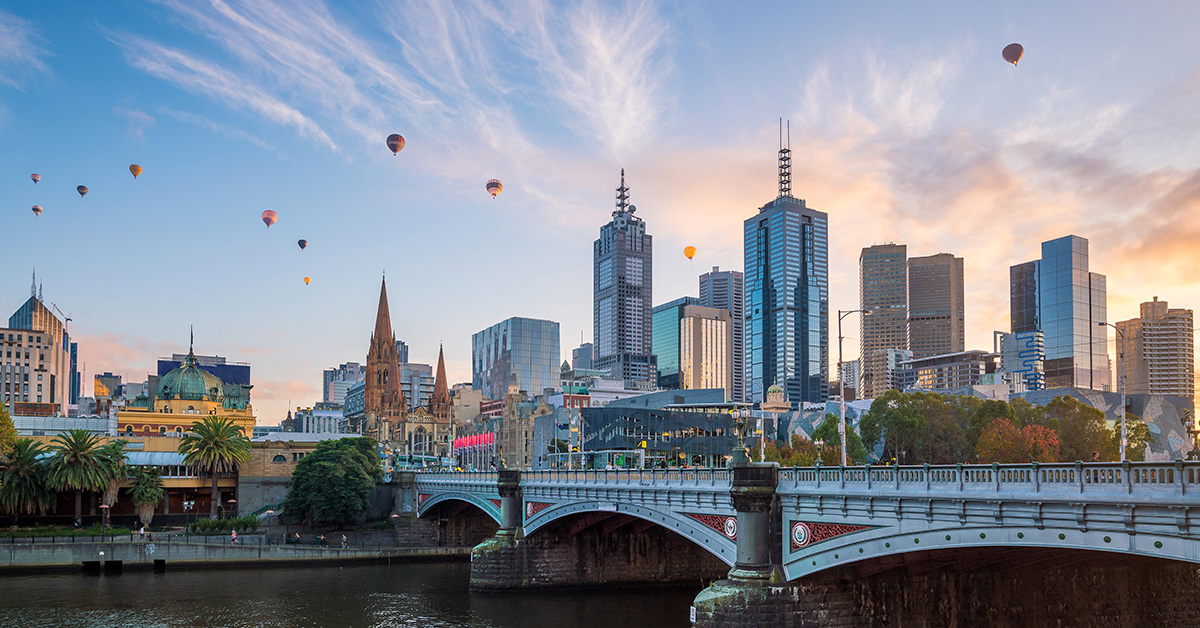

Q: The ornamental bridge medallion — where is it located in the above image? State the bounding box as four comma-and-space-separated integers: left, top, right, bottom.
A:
687, 513, 737, 540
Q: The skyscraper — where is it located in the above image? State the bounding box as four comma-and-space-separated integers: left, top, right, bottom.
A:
700, 266, 745, 402
1116, 297, 1194, 398
1010, 235, 1110, 390
859, 243, 908, 399
745, 126, 829, 407
472, 317, 560, 400
907, 253, 965, 359
652, 296, 701, 389
594, 169, 656, 386
679, 304, 732, 398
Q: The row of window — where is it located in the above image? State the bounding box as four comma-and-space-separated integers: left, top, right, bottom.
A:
3, 334, 42, 343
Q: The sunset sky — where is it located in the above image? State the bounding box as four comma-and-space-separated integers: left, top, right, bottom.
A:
3, 1, 1199, 425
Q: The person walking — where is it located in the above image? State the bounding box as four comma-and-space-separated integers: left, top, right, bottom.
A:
231, 529, 238, 545
341, 534, 348, 549
139, 526, 145, 540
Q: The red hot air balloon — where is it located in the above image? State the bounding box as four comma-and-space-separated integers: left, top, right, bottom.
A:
297, 239, 308, 250
261, 210, 278, 228
31, 174, 40, 184
32, 205, 43, 216
1002, 43, 1024, 66
386, 134, 405, 155
486, 179, 503, 199
76, 185, 88, 197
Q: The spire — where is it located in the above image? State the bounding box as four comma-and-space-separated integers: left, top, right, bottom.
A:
31, 268, 36, 298
373, 276, 394, 346
614, 168, 630, 215
190, 325, 194, 354
778, 118, 792, 198
433, 343, 449, 416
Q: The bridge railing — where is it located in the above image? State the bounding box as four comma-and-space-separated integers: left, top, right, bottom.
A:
779, 461, 1200, 496
522, 468, 731, 487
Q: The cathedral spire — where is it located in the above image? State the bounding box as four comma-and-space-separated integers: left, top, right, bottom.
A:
373, 276, 394, 347
432, 343, 449, 418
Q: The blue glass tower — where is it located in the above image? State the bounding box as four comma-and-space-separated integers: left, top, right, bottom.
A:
472, 317, 561, 400
744, 129, 829, 407
652, 296, 700, 389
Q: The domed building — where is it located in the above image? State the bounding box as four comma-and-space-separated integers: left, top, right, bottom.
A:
118, 346, 256, 437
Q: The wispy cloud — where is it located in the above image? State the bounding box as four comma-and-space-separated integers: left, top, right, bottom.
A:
0, 8, 46, 89
158, 105, 273, 150
113, 106, 156, 140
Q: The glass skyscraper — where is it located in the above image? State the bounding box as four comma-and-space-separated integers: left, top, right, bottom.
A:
472, 317, 560, 400
744, 145, 829, 407
859, 243, 908, 398
907, 253, 965, 359
1009, 235, 1110, 390
700, 267, 745, 402
652, 297, 700, 389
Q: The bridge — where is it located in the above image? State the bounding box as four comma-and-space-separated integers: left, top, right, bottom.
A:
404, 461, 1200, 627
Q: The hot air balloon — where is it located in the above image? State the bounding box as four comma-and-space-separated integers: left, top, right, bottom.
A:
129, 164, 142, 179
76, 185, 88, 197
386, 134, 405, 155
297, 239, 308, 250
261, 210, 278, 228
1002, 43, 1024, 66
684, 246, 697, 260
486, 179, 503, 199
303, 277, 311, 285
31, 205, 42, 216
30, 174, 40, 184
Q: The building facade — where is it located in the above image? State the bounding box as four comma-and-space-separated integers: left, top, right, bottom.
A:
117, 344, 256, 437
908, 253, 965, 359
571, 342, 594, 371
744, 144, 829, 408
679, 305, 732, 399
700, 266, 745, 402
594, 169, 656, 386
1010, 235, 1110, 390
901, 350, 1000, 391
3, 279, 75, 416
1116, 297, 1194, 398
362, 278, 406, 438
1000, 330, 1046, 392
859, 243, 908, 398
651, 296, 700, 389
322, 362, 365, 405
472, 316, 560, 401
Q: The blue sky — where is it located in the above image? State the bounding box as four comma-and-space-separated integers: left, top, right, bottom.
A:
3, 1, 1200, 425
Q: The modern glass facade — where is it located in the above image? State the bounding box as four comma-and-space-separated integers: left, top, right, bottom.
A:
679, 305, 732, 398
472, 317, 560, 400
700, 267, 745, 402
1000, 330, 1046, 391
907, 253, 965, 359
1009, 235, 1110, 390
744, 195, 829, 407
651, 296, 700, 389
859, 243, 908, 398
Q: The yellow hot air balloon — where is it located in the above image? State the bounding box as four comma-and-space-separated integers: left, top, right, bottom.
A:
303, 277, 311, 285
684, 246, 697, 260
486, 179, 503, 199
130, 164, 142, 179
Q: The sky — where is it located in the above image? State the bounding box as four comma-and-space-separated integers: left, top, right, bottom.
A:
3, 1, 1200, 426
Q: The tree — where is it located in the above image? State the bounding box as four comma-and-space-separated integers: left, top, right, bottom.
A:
967, 399, 1014, 453
128, 466, 165, 528
1106, 414, 1153, 461
860, 390, 924, 464
0, 405, 17, 463
97, 439, 129, 510
281, 438, 382, 526
811, 413, 867, 465
911, 393, 970, 464
47, 429, 107, 522
1041, 396, 1111, 462
179, 416, 251, 518
764, 435, 818, 467
0, 439, 52, 526
547, 438, 568, 454
975, 419, 1060, 463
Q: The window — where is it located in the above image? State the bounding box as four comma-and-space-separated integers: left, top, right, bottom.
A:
272, 455, 286, 463
159, 427, 167, 435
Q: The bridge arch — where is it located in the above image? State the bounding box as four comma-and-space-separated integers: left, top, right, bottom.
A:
417, 492, 501, 525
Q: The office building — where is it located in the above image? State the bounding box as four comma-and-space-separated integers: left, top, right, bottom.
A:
395, 340, 409, 365
901, 350, 999, 391
1116, 297, 1194, 397
745, 133, 829, 407
594, 169, 656, 386
3, 274, 75, 416
859, 243, 908, 398
680, 305, 732, 398
1010, 235, 1110, 390
999, 330, 1047, 392
652, 296, 700, 389
700, 266, 745, 402
571, 342, 594, 371
397, 362, 435, 412
472, 317, 560, 400
908, 253, 965, 359
322, 362, 365, 405
293, 405, 342, 433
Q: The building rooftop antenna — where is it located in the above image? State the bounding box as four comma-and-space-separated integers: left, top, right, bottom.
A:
779, 118, 792, 199
614, 168, 630, 216
31, 268, 36, 298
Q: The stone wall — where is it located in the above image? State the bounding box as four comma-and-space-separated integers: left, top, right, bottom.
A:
471, 513, 728, 590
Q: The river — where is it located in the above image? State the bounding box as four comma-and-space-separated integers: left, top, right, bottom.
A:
0, 562, 702, 628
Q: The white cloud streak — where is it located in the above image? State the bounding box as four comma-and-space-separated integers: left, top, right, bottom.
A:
0, 8, 47, 89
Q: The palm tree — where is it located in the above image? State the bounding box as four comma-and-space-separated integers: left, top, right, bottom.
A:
97, 439, 129, 510
47, 429, 107, 522
128, 466, 165, 528
179, 416, 251, 518
0, 439, 53, 526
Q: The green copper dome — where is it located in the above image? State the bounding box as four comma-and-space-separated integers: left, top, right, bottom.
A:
767, 383, 784, 395
158, 350, 223, 402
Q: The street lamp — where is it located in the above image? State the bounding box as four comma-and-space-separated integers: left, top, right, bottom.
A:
1099, 322, 1127, 462
837, 309, 871, 466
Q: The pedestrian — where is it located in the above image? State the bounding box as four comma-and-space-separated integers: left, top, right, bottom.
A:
1092, 451, 1101, 462
231, 529, 238, 545
319, 534, 327, 546
139, 526, 145, 540
341, 534, 347, 548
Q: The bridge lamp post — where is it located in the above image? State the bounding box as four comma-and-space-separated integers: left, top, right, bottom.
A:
1099, 322, 1127, 462
838, 309, 871, 466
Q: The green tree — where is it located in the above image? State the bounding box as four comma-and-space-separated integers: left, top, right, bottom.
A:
128, 466, 165, 528
811, 413, 867, 465
97, 439, 129, 510
0, 439, 53, 525
47, 429, 107, 522
179, 416, 251, 518
764, 435, 818, 467
0, 405, 17, 463
966, 399, 1014, 453
860, 390, 924, 464
1041, 396, 1111, 462
1106, 415, 1153, 461
281, 438, 382, 526
910, 393, 970, 464
547, 438, 569, 454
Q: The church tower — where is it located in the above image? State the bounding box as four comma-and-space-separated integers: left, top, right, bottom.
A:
365, 278, 406, 429
432, 344, 450, 420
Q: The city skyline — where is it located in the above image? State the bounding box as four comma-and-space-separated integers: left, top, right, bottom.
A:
4, 2, 1200, 423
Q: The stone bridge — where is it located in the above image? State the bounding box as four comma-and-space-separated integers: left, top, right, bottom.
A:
406, 461, 1200, 626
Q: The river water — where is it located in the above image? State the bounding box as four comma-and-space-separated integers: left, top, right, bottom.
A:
0, 562, 701, 628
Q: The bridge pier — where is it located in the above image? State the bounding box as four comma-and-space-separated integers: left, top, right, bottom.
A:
469, 469, 524, 590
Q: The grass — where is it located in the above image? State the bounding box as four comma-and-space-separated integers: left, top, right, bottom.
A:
0, 523, 133, 538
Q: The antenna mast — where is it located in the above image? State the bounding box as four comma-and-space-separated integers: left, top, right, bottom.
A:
778, 118, 792, 198
614, 168, 630, 216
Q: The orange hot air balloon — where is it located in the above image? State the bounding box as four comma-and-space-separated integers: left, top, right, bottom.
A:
684, 246, 697, 260
129, 164, 142, 179
1002, 43, 1024, 66
76, 185, 88, 197
486, 179, 503, 198
303, 276, 311, 285
30, 174, 40, 184
32, 205, 43, 216
386, 134, 405, 155
297, 239, 307, 250
261, 210, 278, 228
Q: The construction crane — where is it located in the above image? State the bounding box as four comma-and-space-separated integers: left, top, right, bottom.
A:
51, 302, 72, 335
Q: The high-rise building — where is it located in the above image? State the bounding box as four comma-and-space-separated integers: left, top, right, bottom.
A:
1010, 235, 1110, 390
3, 273, 74, 416
322, 362, 365, 405
1000, 330, 1046, 392
859, 243, 908, 398
571, 342, 594, 370
679, 305, 732, 399
745, 129, 829, 407
395, 340, 409, 365
594, 169, 656, 386
901, 350, 999, 390
908, 253, 965, 359
1116, 297, 1194, 397
472, 317, 560, 400
397, 362, 435, 411
651, 296, 700, 389
700, 266, 745, 402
